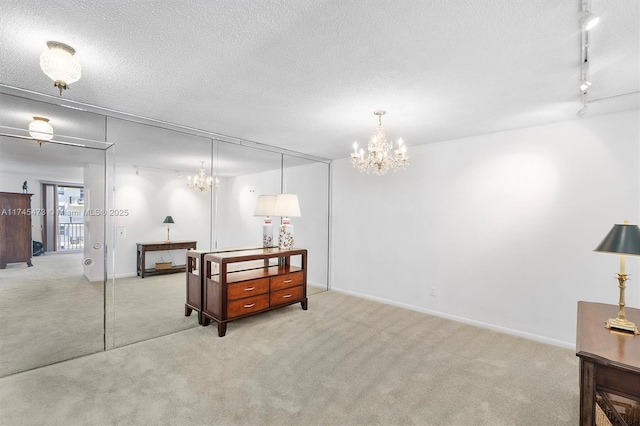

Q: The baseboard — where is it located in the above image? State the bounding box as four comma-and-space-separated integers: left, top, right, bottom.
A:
330, 287, 575, 350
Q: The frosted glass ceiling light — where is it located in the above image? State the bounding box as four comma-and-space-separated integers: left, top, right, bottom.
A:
40, 41, 82, 96
28, 116, 54, 146
579, 11, 600, 31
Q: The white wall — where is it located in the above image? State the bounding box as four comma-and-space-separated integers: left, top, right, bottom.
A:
221, 162, 331, 287
112, 167, 212, 278
284, 161, 330, 286
331, 110, 640, 347
83, 163, 106, 281
218, 169, 281, 249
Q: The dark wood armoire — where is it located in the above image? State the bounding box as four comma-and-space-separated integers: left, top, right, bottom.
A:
0, 192, 33, 269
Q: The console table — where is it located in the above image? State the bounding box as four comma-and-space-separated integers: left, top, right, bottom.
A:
136, 240, 197, 278
576, 301, 640, 426
200, 247, 307, 337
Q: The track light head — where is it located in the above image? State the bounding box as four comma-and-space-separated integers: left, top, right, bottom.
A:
579, 12, 600, 31
579, 79, 592, 92
576, 104, 589, 117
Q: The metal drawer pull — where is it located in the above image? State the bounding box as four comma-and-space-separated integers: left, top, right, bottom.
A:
283, 279, 292, 283
283, 294, 292, 298
244, 303, 256, 308
244, 287, 255, 291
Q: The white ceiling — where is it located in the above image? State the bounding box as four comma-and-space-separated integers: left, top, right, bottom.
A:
0, 0, 638, 161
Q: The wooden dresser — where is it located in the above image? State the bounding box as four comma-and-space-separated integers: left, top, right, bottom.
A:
0, 192, 33, 269
576, 301, 640, 426
201, 247, 307, 337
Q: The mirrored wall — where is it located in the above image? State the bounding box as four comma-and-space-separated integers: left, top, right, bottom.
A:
0, 89, 331, 377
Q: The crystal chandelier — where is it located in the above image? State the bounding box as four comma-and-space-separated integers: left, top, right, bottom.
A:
40, 41, 82, 96
350, 110, 408, 175
187, 162, 213, 192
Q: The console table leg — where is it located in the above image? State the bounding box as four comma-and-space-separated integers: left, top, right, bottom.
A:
301, 298, 308, 310
579, 359, 596, 426
218, 323, 227, 337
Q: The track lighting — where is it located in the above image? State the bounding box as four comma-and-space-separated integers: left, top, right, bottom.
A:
576, 105, 589, 117
577, 93, 589, 117
579, 11, 600, 31
579, 79, 592, 92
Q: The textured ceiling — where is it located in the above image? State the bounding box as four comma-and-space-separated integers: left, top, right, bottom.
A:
0, 0, 638, 161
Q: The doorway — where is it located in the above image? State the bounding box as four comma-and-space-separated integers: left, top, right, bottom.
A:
42, 183, 86, 252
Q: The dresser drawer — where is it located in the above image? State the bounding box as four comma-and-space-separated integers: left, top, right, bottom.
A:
227, 278, 269, 301
271, 271, 304, 291
270, 285, 303, 307
227, 294, 269, 319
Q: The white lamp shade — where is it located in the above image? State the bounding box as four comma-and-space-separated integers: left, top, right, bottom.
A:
254, 195, 277, 217
28, 117, 54, 141
40, 42, 81, 86
273, 194, 301, 217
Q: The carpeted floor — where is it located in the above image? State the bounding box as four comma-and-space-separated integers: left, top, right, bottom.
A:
0, 290, 579, 425
0, 252, 327, 378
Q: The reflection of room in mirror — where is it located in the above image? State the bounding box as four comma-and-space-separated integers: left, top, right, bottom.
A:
0, 91, 331, 379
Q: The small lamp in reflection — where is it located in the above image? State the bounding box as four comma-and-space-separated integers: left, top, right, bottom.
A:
594, 220, 640, 335
254, 195, 276, 248
163, 216, 175, 243
273, 194, 301, 250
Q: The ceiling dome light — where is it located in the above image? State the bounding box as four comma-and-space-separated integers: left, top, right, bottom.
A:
40, 41, 81, 96
579, 12, 600, 31
28, 116, 54, 146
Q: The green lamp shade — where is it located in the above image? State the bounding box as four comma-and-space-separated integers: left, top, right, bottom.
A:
594, 223, 640, 255
163, 216, 174, 224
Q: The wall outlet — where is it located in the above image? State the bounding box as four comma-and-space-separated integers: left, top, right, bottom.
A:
430, 287, 436, 297
116, 226, 126, 238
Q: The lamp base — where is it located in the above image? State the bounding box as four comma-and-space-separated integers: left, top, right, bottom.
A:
262, 222, 273, 248
605, 316, 640, 335
278, 222, 294, 250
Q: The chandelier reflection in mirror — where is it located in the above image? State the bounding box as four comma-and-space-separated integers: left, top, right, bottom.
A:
350, 110, 408, 175
187, 162, 213, 192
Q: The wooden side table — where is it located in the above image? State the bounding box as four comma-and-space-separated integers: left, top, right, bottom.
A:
576, 301, 640, 425
136, 240, 197, 278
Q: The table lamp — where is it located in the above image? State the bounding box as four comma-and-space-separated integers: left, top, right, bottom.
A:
254, 195, 276, 248
163, 216, 174, 243
273, 194, 301, 250
594, 220, 640, 335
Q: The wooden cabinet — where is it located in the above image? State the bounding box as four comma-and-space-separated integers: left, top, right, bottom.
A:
185, 249, 214, 324
576, 301, 640, 425
200, 248, 307, 337
0, 192, 33, 269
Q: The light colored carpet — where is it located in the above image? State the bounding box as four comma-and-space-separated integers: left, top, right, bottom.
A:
0, 253, 327, 377
0, 291, 579, 425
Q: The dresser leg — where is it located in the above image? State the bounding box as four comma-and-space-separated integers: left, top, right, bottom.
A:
202, 317, 210, 326
185, 305, 192, 316
218, 323, 227, 337
301, 298, 308, 310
